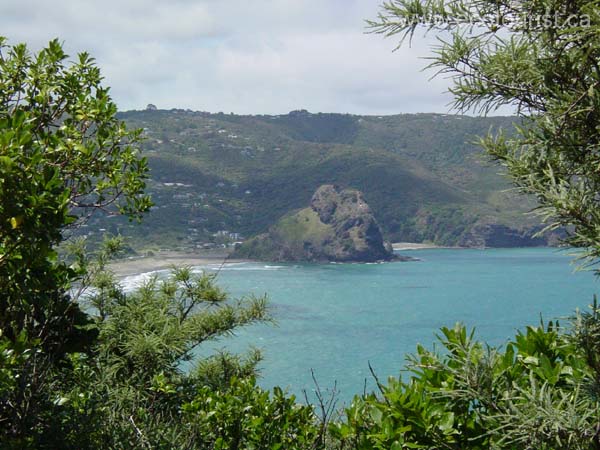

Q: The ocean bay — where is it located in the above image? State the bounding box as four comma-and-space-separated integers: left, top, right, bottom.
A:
123, 247, 599, 403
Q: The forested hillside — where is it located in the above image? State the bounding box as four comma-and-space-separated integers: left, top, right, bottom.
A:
84, 109, 548, 251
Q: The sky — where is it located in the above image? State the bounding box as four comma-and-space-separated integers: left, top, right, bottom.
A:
0, 0, 456, 115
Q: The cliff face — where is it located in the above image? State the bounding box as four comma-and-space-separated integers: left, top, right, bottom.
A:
233, 185, 398, 262
454, 222, 566, 248
457, 223, 546, 248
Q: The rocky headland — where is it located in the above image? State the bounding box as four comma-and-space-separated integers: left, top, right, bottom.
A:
233, 185, 407, 262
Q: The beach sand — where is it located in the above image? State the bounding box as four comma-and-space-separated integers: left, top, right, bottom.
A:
108, 244, 445, 277
109, 251, 247, 277
392, 242, 445, 251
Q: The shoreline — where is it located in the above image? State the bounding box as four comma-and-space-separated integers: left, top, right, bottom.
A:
392, 242, 449, 251
109, 251, 247, 278
108, 245, 557, 278
109, 243, 448, 277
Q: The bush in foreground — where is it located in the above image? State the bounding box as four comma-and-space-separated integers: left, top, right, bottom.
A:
332, 310, 600, 449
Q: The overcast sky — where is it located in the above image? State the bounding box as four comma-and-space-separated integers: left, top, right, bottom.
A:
0, 0, 456, 114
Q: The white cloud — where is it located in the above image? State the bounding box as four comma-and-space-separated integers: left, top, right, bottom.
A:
0, 0, 455, 114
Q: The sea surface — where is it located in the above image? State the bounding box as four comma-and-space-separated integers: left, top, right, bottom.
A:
121, 247, 599, 404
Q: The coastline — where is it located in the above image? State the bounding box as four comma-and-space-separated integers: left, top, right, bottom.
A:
108, 243, 448, 277
392, 242, 448, 251
106, 244, 555, 278
109, 251, 247, 278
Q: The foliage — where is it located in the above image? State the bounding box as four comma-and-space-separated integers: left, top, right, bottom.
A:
275, 110, 360, 144
0, 37, 325, 448
0, 37, 151, 218
92, 265, 269, 389
325, 4, 600, 447
0, 110, 90, 354
0, 37, 150, 445
331, 316, 600, 449
0, 35, 151, 350
369, 0, 600, 266
181, 378, 319, 449
52, 256, 322, 449
1, 231, 325, 449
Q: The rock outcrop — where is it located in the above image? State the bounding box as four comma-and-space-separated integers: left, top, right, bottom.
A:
233, 185, 401, 262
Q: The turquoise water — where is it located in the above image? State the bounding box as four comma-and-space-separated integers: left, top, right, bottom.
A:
129, 248, 600, 403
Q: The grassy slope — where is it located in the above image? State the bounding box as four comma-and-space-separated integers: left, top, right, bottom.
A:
272, 208, 332, 244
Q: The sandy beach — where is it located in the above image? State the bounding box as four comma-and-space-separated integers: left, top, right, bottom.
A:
109, 251, 247, 277
108, 244, 446, 277
392, 242, 445, 251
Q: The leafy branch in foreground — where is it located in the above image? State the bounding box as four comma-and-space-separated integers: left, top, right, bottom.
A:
331, 312, 600, 449
0, 36, 152, 219
370, 0, 600, 271
0, 36, 150, 446
325, 2, 600, 448
51, 250, 322, 449
0, 37, 325, 449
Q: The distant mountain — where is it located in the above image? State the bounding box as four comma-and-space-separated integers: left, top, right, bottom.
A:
78, 109, 552, 252
234, 184, 400, 262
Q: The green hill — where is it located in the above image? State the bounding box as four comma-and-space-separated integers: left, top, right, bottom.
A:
78, 109, 548, 252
